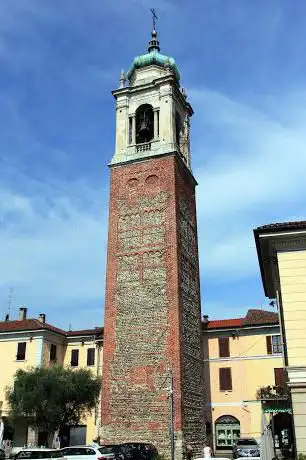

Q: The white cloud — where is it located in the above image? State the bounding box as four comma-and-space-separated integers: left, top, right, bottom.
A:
0, 188, 108, 324
191, 88, 306, 280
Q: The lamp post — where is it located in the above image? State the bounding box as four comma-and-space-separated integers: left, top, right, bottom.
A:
169, 368, 175, 460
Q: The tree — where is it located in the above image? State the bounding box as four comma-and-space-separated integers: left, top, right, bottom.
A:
6, 365, 101, 445
256, 384, 290, 401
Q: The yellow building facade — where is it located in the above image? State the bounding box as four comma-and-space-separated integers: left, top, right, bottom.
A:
255, 220, 306, 457
203, 309, 283, 454
0, 308, 102, 447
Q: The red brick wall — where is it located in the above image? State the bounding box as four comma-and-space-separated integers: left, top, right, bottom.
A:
101, 154, 205, 457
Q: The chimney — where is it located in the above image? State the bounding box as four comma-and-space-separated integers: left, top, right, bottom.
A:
18, 307, 27, 321
202, 314, 209, 326
38, 313, 46, 323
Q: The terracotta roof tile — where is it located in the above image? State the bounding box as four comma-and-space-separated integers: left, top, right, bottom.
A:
0, 319, 103, 337
207, 318, 243, 329
243, 309, 278, 325
66, 327, 103, 337
205, 309, 279, 330
0, 319, 66, 335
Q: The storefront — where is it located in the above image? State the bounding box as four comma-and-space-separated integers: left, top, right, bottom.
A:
215, 415, 240, 450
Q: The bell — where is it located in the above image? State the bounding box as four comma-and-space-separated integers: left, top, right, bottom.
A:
139, 119, 150, 134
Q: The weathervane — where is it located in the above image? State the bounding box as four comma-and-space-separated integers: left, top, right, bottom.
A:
150, 8, 158, 30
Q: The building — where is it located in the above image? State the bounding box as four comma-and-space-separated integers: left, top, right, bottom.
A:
0, 308, 102, 447
254, 220, 306, 457
203, 309, 284, 454
101, 25, 205, 458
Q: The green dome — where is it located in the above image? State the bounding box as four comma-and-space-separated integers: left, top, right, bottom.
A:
127, 30, 180, 81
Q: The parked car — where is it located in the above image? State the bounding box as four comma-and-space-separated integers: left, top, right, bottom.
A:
232, 438, 260, 459
120, 443, 158, 460
60, 446, 117, 460
14, 449, 64, 460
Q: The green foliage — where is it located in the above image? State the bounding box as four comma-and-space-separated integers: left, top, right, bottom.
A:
6, 365, 101, 433
298, 454, 306, 460
256, 385, 290, 400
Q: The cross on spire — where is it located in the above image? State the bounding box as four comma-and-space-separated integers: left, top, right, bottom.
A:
150, 8, 158, 31
148, 8, 160, 52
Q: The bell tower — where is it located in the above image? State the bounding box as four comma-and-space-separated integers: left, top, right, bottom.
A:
101, 25, 206, 459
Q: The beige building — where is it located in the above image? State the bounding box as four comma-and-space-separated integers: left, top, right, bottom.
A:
203, 309, 285, 454
0, 308, 102, 447
254, 220, 306, 457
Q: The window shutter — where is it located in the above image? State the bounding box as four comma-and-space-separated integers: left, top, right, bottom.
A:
87, 348, 95, 366
219, 337, 230, 358
71, 349, 79, 367
16, 342, 26, 360
266, 336, 272, 354
219, 368, 232, 391
226, 368, 232, 391
274, 368, 285, 387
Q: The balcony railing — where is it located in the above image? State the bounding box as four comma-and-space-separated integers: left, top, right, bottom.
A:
136, 142, 151, 153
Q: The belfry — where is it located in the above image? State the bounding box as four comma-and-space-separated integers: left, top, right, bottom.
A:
101, 22, 206, 458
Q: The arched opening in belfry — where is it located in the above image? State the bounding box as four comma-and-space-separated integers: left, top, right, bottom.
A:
175, 111, 183, 151
136, 104, 154, 144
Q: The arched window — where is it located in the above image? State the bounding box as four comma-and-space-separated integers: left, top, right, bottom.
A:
175, 111, 183, 149
215, 415, 240, 450
135, 104, 154, 144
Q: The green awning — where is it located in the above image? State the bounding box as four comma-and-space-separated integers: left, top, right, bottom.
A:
263, 407, 292, 413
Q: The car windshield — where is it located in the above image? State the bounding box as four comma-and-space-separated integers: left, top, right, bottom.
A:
236, 439, 258, 446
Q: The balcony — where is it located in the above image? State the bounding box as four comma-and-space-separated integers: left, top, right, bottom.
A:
136, 142, 151, 153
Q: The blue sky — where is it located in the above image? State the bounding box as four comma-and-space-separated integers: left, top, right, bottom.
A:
1, 0, 306, 329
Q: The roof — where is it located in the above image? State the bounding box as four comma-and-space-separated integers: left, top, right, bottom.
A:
255, 220, 306, 234
127, 50, 180, 81
254, 220, 306, 297
0, 319, 103, 338
206, 309, 279, 330
66, 327, 103, 337
0, 319, 66, 335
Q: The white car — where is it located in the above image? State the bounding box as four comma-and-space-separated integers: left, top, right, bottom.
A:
60, 446, 117, 460
14, 449, 64, 460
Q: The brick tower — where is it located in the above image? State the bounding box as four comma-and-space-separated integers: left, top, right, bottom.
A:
101, 27, 206, 459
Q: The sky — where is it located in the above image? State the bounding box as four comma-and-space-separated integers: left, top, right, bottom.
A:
1, 0, 306, 330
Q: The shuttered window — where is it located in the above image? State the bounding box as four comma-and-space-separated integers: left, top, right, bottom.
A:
87, 348, 95, 366
274, 368, 285, 387
16, 342, 26, 360
219, 367, 232, 391
219, 337, 230, 358
50, 344, 57, 362
267, 335, 282, 354
71, 349, 79, 367
266, 336, 272, 354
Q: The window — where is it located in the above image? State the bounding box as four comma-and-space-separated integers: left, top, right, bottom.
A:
219, 367, 232, 391
218, 337, 230, 358
87, 348, 95, 366
70, 349, 79, 367
50, 344, 57, 362
129, 117, 133, 144
274, 368, 285, 387
266, 335, 282, 354
16, 342, 26, 360
215, 415, 240, 450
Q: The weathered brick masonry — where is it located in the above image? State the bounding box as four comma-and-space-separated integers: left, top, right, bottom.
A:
101, 153, 205, 457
